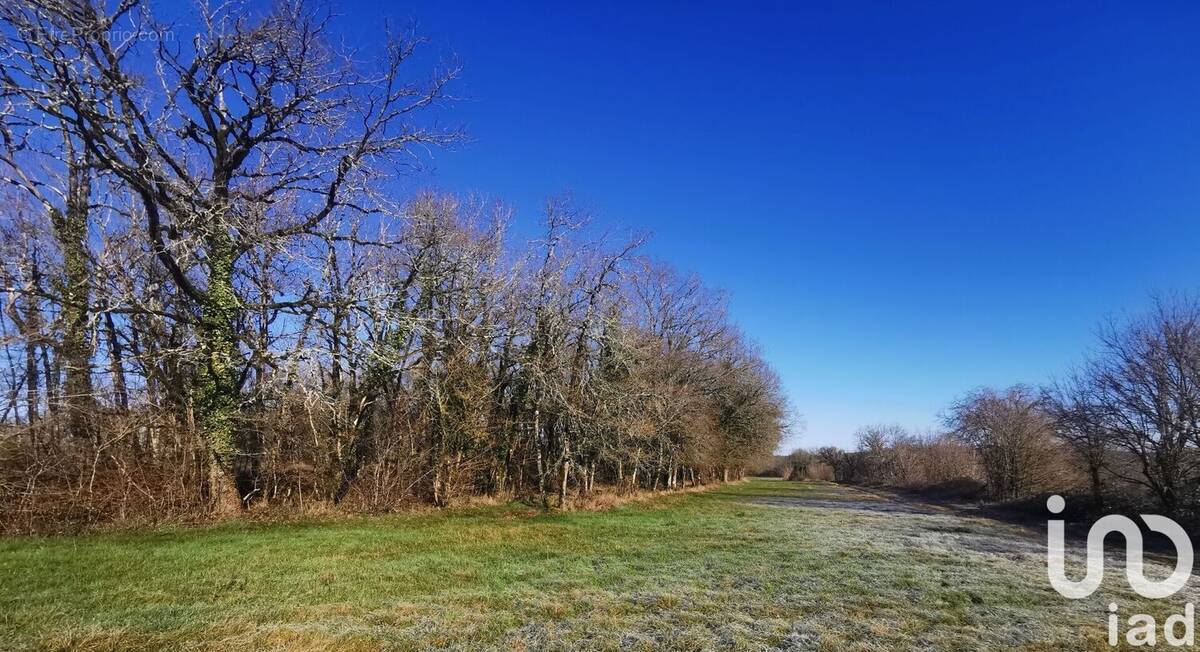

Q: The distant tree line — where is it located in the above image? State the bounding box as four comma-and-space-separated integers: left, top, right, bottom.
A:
0, 0, 787, 532
769, 298, 1200, 521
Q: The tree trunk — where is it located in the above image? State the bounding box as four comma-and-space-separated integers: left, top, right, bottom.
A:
40, 342, 57, 417
22, 324, 39, 424
207, 448, 242, 514
12, 252, 43, 424
534, 409, 549, 507
50, 191, 96, 440
558, 439, 571, 507
102, 309, 129, 412
1087, 460, 1104, 510
195, 235, 243, 514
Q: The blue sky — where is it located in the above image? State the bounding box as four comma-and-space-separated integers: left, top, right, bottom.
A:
320, 1, 1200, 449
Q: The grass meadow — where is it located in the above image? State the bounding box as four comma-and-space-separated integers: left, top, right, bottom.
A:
0, 478, 1188, 651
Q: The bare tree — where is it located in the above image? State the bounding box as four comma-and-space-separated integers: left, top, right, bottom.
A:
1042, 373, 1110, 508
946, 385, 1059, 500
853, 424, 905, 485
1084, 299, 1200, 515
0, 0, 460, 511
0, 4, 790, 533
0, 105, 99, 440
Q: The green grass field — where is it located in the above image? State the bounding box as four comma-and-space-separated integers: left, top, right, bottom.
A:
0, 479, 1185, 651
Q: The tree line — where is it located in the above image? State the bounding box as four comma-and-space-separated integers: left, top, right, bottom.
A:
769, 298, 1200, 521
0, 0, 787, 532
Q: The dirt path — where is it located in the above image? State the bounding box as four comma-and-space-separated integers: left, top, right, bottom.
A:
747, 479, 1198, 576
744, 480, 1049, 557
749, 481, 948, 515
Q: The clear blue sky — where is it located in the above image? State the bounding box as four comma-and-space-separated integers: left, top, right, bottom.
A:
323, 1, 1200, 449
